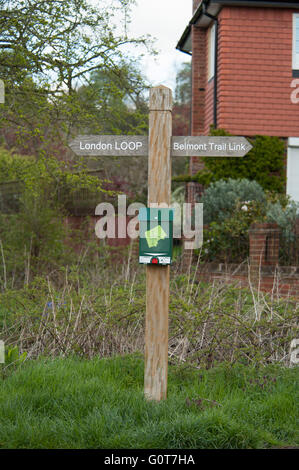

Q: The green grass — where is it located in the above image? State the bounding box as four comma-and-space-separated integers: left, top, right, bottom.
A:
0, 355, 298, 449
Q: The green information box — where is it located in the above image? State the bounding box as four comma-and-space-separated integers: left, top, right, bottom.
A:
138, 207, 174, 265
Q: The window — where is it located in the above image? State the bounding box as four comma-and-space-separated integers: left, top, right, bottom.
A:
208, 23, 216, 81
287, 138, 299, 203
293, 14, 299, 70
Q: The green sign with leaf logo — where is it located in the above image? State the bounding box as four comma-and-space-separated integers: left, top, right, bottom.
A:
138, 208, 174, 265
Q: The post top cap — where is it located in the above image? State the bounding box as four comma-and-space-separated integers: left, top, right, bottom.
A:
149, 86, 172, 111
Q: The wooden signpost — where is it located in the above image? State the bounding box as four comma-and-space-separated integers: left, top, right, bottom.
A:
144, 86, 172, 401
69, 85, 252, 402
70, 135, 252, 157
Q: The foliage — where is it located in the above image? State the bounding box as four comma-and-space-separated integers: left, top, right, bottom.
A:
200, 178, 266, 225
5, 345, 27, 365
1, 345, 27, 378
0, 147, 104, 193
1, 260, 298, 369
0, 146, 108, 213
0, 244, 298, 447
266, 199, 299, 242
200, 210, 254, 263
266, 198, 299, 265
0, 0, 151, 157
78, 63, 149, 135
198, 178, 265, 261
0, 147, 109, 284
0, 0, 148, 91
175, 128, 286, 193
171, 185, 185, 235
174, 62, 191, 106
197, 178, 299, 263
173, 62, 191, 137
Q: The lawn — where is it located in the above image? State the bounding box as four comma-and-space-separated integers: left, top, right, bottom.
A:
0, 354, 298, 449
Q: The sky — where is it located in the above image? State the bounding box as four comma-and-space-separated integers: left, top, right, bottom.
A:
127, 0, 192, 91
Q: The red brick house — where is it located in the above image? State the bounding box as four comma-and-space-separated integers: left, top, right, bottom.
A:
177, 0, 299, 203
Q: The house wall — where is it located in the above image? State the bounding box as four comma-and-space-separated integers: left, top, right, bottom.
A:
217, 6, 299, 137
191, 5, 299, 138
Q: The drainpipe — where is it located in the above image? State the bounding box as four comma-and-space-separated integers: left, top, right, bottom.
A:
201, 2, 218, 128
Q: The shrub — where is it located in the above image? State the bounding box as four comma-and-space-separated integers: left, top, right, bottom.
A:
266, 198, 299, 265
266, 199, 299, 241
173, 129, 286, 193
1, 266, 298, 369
199, 178, 266, 225
0, 147, 109, 286
201, 129, 286, 192
197, 178, 299, 263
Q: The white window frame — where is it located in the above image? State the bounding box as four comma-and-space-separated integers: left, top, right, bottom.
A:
208, 23, 216, 81
287, 138, 299, 205
292, 13, 299, 69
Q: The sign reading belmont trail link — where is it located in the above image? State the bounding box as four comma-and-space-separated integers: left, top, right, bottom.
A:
69, 135, 253, 157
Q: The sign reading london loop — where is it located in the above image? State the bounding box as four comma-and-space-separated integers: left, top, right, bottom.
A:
69, 135, 252, 157
70, 135, 147, 156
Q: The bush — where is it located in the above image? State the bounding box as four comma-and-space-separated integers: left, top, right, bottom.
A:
0, 147, 109, 286
198, 178, 299, 263
200, 178, 266, 225
266, 199, 299, 241
266, 198, 299, 265
1, 266, 298, 369
173, 129, 286, 193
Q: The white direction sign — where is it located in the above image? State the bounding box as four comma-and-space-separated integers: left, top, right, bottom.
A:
69, 135, 252, 157
70, 135, 148, 157
171, 136, 252, 157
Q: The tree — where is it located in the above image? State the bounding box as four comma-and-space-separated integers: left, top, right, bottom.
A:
174, 61, 192, 106
77, 61, 149, 135
0, 0, 147, 93
0, 0, 151, 157
0, 145, 110, 280
172, 61, 191, 136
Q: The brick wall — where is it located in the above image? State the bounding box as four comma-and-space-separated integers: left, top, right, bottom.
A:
186, 181, 204, 215
217, 6, 299, 137
183, 221, 299, 298
64, 215, 133, 252
249, 222, 280, 269
196, 269, 299, 298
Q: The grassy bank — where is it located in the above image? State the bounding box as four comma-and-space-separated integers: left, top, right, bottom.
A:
0, 355, 298, 449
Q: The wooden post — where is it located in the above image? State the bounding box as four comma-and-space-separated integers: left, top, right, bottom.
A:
144, 85, 172, 401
